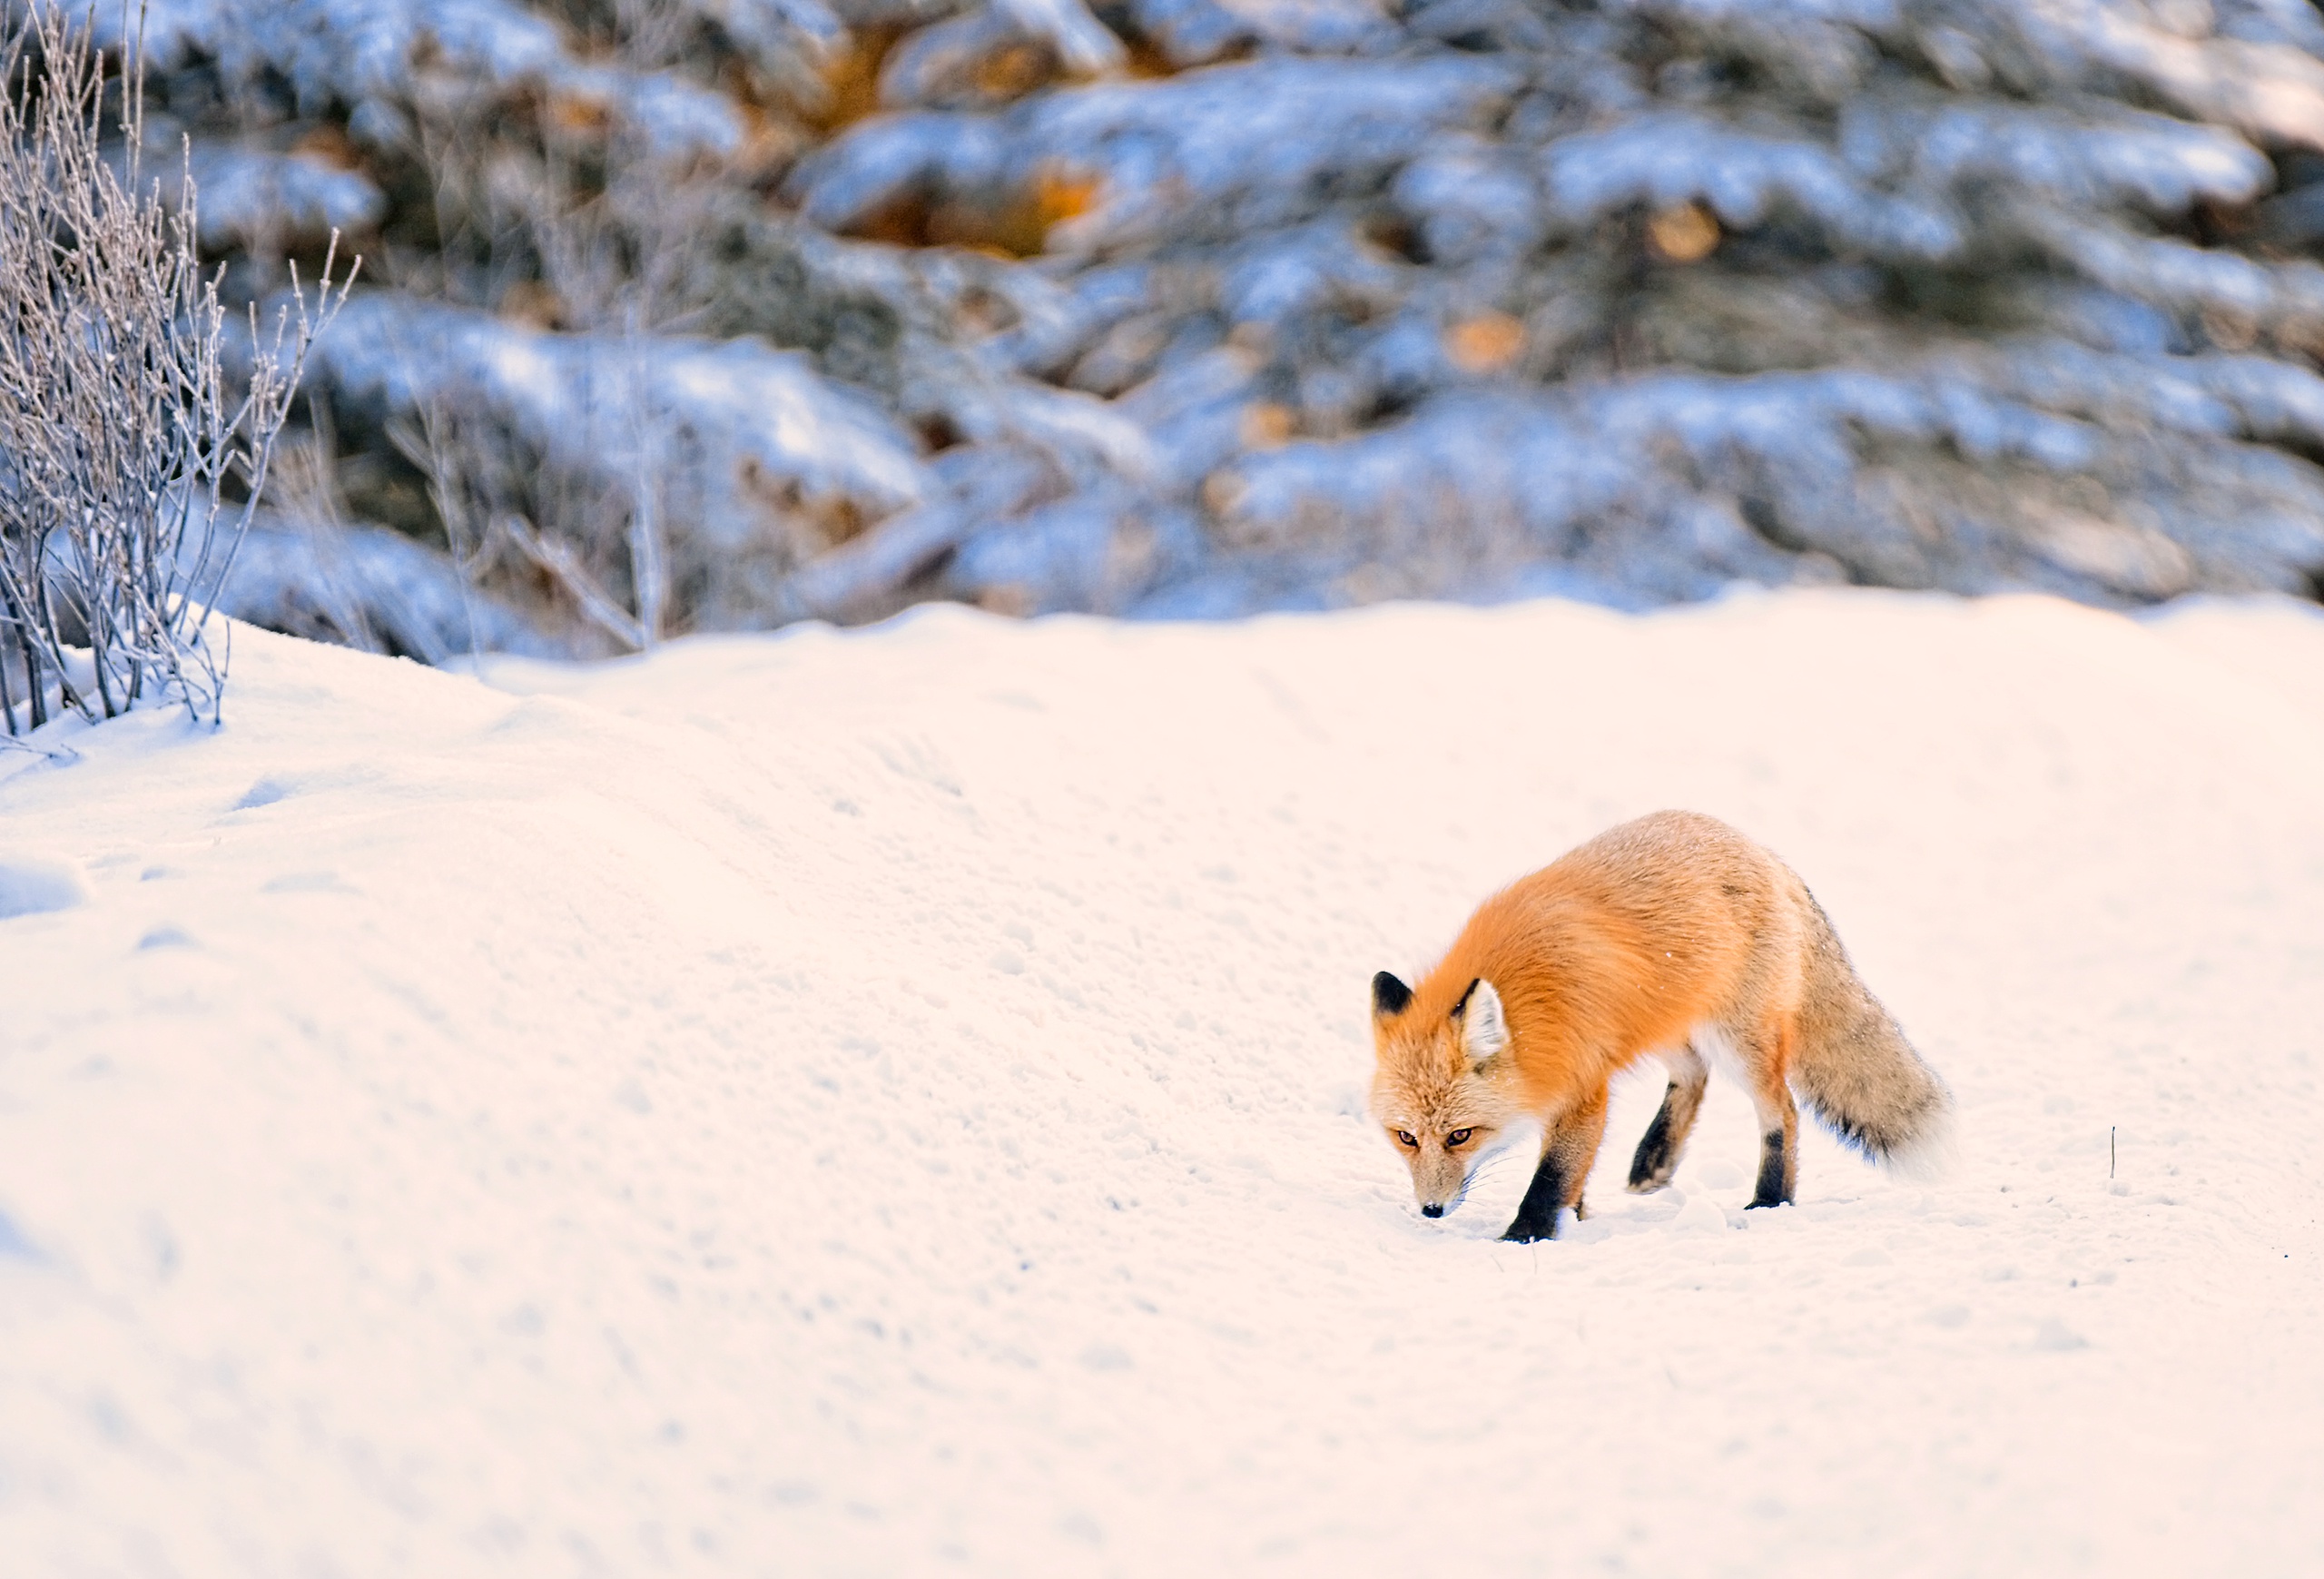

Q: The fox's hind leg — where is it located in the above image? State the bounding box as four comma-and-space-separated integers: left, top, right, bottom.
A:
1741, 1015, 1800, 1209
1627, 1043, 1709, 1194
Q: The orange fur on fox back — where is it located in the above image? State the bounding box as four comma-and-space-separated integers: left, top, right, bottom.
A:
1410, 811, 1804, 1106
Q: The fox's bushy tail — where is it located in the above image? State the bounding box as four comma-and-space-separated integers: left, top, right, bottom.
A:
1791, 897, 1955, 1179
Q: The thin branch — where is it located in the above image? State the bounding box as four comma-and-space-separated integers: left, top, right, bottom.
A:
501, 513, 647, 650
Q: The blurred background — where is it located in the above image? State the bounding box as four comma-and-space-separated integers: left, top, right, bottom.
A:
80, 0, 2324, 657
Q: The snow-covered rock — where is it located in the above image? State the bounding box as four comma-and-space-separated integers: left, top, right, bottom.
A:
310, 293, 931, 581
40, 0, 2324, 635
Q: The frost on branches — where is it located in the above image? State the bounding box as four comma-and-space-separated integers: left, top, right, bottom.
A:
0, 9, 347, 732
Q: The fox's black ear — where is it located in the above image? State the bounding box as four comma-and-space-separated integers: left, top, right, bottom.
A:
1372, 972, 1413, 1018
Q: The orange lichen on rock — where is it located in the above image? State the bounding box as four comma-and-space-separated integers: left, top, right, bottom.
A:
1647, 201, 1719, 263
805, 27, 902, 133
1240, 402, 1295, 449
1443, 312, 1525, 373
1032, 163, 1101, 231
973, 41, 1058, 102
546, 91, 614, 137
923, 162, 1102, 257
289, 123, 360, 168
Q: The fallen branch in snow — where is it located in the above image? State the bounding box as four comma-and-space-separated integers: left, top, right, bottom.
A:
774, 502, 974, 624
500, 515, 652, 652
0, 733, 77, 764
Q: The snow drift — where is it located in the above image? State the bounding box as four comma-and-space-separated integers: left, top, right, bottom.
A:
1, 589, 2320, 1574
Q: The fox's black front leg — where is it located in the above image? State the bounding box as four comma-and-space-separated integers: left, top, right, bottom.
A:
1502, 1150, 1570, 1242
1505, 1092, 1609, 1242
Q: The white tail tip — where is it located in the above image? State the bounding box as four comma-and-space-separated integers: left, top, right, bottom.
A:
1882, 1102, 1959, 1183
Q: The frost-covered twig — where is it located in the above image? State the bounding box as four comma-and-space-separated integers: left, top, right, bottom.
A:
0, 8, 350, 731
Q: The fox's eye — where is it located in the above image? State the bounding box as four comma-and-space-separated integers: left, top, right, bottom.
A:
1447, 1128, 1473, 1147
1395, 1130, 1418, 1148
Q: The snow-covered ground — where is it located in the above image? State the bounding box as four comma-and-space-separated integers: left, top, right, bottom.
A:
3, 589, 2321, 1576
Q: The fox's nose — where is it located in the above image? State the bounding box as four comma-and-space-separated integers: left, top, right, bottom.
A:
1421, 1203, 1444, 1219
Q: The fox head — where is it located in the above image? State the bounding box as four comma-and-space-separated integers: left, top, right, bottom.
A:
1367, 972, 1521, 1219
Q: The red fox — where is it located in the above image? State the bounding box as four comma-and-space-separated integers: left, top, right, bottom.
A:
1369, 810, 1952, 1241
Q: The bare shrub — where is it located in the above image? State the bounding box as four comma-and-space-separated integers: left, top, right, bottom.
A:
389, 379, 660, 654
0, 6, 351, 735
263, 403, 386, 656
384, 0, 734, 653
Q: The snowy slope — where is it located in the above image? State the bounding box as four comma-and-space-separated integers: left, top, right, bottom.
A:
2, 590, 2321, 1576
